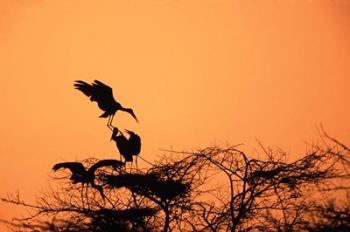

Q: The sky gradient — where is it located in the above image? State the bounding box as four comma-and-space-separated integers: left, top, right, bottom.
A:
1, 0, 350, 228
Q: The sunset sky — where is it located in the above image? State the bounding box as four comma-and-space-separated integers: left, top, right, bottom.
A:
1, 0, 350, 228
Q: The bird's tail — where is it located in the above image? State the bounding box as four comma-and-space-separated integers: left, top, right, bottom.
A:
99, 112, 110, 118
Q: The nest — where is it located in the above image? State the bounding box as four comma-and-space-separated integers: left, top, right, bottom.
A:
104, 173, 189, 200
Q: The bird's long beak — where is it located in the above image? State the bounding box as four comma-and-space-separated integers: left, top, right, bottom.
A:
124, 129, 132, 134
133, 115, 139, 123
125, 108, 139, 123
130, 111, 138, 123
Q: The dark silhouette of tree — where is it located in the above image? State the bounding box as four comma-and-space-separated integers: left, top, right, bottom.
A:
301, 195, 350, 232
1, 133, 349, 232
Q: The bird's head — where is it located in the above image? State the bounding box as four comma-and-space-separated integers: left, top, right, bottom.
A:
125, 129, 136, 136
110, 127, 119, 141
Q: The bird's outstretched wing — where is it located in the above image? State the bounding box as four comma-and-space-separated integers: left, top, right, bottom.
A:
89, 159, 125, 173
74, 80, 93, 98
52, 162, 86, 174
74, 80, 117, 106
93, 80, 113, 97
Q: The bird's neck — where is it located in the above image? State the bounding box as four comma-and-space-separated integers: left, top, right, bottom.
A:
120, 106, 130, 112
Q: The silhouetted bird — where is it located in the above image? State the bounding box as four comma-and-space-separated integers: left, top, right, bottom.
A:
125, 129, 141, 168
52, 159, 125, 198
74, 80, 138, 128
111, 126, 132, 161
113, 132, 133, 163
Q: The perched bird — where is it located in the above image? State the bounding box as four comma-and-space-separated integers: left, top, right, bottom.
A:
114, 132, 133, 163
52, 159, 125, 198
111, 127, 124, 161
111, 128, 142, 170
125, 129, 141, 168
74, 80, 138, 128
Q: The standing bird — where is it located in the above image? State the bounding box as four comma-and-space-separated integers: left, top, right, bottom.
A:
111, 128, 142, 170
52, 159, 125, 198
74, 80, 138, 129
125, 129, 141, 168
113, 131, 133, 163
110, 127, 125, 161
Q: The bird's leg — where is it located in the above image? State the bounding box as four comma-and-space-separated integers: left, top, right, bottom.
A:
107, 116, 113, 131
109, 114, 115, 128
136, 157, 138, 171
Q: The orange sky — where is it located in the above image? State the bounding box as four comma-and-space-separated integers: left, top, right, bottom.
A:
1, 0, 350, 228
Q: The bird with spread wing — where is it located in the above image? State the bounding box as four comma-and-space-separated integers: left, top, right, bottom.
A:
74, 80, 138, 129
52, 159, 125, 199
